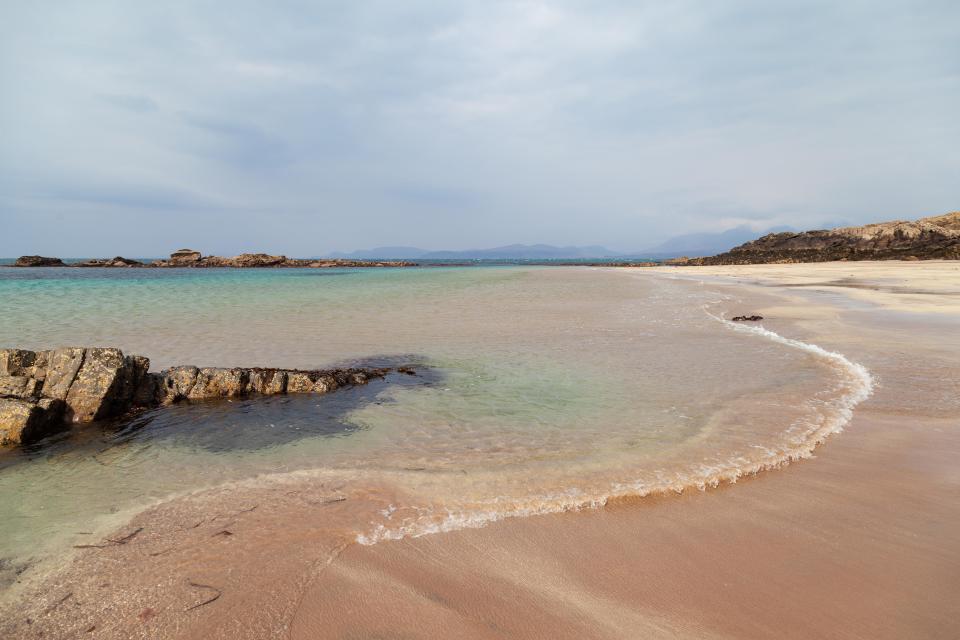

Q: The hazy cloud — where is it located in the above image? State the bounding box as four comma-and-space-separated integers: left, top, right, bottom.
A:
1, 0, 958, 256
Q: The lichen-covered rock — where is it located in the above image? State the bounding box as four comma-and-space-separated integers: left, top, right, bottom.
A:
312, 374, 339, 394
248, 369, 287, 395
160, 366, 200, 403
285, 372, 316, 393
41, 348, 85, 400
0, 398, 63, 445
0, 349, 37, 376
188, 368, 249, 399
0, 376, 40, 400
64, 348, 126, 422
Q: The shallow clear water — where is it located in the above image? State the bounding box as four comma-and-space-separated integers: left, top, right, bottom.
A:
0, 266, 869, 565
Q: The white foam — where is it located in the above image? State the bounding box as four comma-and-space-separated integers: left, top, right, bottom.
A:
356, 309, 875, 545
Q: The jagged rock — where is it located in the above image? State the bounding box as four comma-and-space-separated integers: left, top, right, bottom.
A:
13, 256, 66, 267
41, 348, 85, 400
188, 368, 250, 399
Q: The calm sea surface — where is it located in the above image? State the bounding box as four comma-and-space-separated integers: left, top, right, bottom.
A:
0, 266, 869, 569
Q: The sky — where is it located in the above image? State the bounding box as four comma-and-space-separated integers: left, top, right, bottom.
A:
1, 0, 958, 256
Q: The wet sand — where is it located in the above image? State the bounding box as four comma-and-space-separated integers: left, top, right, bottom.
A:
4, 262, 959, 639
288, 262, 960, 640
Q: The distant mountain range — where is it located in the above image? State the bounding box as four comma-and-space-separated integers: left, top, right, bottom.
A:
327, 226, 790, 260
327, 244, 622, 260
635, 225, 794, 259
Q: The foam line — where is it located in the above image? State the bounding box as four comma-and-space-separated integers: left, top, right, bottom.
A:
357, 312, 875, 545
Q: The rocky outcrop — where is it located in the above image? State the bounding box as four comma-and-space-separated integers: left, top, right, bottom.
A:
685, 212, 960, 265
10, 250, 417, 269
0, 347, 400, 446
13, 256, 66, 267
149, 251, 417, 268
74, 257, 144, 267
168, 248, 202, 265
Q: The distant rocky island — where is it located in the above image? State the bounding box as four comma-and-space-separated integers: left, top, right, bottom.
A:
10, 249, 417, 268
668, 211, 960, 265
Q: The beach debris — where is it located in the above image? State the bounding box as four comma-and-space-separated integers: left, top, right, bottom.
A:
731, 315, 764, 322
107, 527, 144, 545
184, 581, 222, 611
74, 527, 144, 549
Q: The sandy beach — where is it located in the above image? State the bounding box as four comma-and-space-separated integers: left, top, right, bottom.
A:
282, 262, 960, 640
3, 261, 958, 639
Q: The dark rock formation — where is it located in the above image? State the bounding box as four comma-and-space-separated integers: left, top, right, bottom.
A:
0, 347, 399, 446
168, 248, 202, 265
682, 212, 960, 265
74, 256, 144, 267
731, 315, 764, 322
13, 256, 66, 267
150, 250, 418, 268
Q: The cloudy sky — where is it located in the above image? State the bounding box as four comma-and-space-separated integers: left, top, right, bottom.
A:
2, 1, 958, 256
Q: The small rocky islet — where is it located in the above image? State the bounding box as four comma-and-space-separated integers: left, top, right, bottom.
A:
10, 249, 417, 269
0, 347, 410, 447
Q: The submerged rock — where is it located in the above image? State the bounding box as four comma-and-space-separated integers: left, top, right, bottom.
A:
731, 315, 764, 322
0, 347, 399, 446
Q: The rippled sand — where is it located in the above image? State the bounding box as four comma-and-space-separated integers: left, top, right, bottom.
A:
2, 263, 958, 638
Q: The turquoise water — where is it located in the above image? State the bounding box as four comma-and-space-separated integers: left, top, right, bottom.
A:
0, 266, 867, 568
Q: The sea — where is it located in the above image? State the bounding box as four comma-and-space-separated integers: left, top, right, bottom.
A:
0, 265, 871, 576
